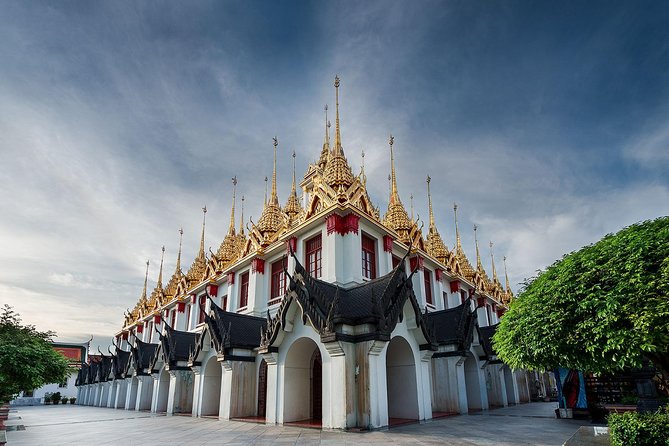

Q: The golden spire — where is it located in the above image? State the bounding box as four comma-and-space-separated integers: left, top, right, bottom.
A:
264, 176, 268, 204
503, 256, 513, 295
270, 137, 279, 205
186, 207, 208, 284
324, 105, 330, 148
427, 175, 435, 229
141, 259, 149, 300
490, 241, 500, 284
424, 175, 451, 266
176, 227, 183, 274
453, 204, 475, 280
410, 194, 414, 221
383, 135, 414, 242
474, 224, 483, 270
284, 149, 303, 225
333, 76, 342, 154
324, 76, 354, 191
199, 205, 207, 259
239, 195, 245, 235
389, 135, 399, 203
157, 246, 165, 288
360, 149, 366, 186
454, 203, 462, 251
228, 177, 237, 236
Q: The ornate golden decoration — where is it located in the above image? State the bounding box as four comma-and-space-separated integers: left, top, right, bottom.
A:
184, 206, 208, 287
502, 255, 514, 304
148, 246, 166, 310
323, 76, 355, 193
207, 178, 245, 277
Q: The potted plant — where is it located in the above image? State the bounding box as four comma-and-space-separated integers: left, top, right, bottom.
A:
61, 397, 68, 404
44, 392, 52, 405
50, 392, 61, 405
69, 397, 76, 405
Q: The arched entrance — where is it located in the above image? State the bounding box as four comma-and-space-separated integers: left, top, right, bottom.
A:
257, 359, 267, 418
386, 336, 419, 425
283, 338, 322, 425
155, 369, 169, 413
464, 354, 483, 411
201, 357, 222, 417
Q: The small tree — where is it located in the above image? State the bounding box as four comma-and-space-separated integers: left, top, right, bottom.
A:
0, 305, 72, 402
493, 217, 669, 391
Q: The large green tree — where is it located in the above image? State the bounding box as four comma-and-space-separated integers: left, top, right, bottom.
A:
0, 305, 72, 401
493, 216, 669, 391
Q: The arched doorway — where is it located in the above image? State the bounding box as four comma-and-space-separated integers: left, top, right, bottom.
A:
257, 359, 268, 418
155, 369, 170, 413
464, 354, 483, 411
386, 336, 419, 425
283, 338, 322, 425
201, 358, 222, 417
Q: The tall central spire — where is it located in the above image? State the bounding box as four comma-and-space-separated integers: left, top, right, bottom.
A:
239, 195, 245, 235
228, 177, 237, 235
333, 76, 342, 154
270, 137, 279, 205
503, 256, 511, 292
454, 203, 462, 252
324, 104, 330, 148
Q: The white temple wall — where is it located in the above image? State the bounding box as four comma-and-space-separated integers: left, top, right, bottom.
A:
431, 356, 461, 413
136, 375, 153, 411
114, 379, 127, 408
126, 377, 138, 410
107, 382, 116, 407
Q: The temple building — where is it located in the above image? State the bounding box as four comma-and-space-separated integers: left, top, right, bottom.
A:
76, 77, 534, 429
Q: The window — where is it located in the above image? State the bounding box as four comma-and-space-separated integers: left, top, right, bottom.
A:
361, 234, 377, 280
170, 309, 176, 327
221, 295, 228, 311
306, 234, 322, 278
185, 304, 191, 330
424, 269, 433, 306
460, 290, 467, 305
486, 304, 493, 326
239, 271, 249, 308
147, 321, 153, 342
198, 295, 207, 324
443, 291, 448, 309
270, 257, 288, 304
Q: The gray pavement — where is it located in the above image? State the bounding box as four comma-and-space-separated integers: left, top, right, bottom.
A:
4, 402, 592, 445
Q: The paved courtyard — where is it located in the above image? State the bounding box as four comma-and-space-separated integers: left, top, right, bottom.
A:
4, 402, 591, 445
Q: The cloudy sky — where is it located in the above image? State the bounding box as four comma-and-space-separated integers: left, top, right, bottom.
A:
1, 1, 667, 349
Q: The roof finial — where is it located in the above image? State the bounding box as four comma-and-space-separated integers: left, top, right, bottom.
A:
270, 137, 279, 205
333, 76, 343, 155
141, 259, 150, 299
490, 241, 499, 283
176, 227, 183, 273
503, 255, 511, 292
228, 177, 237, 235
410, 193, 414, 221
454, 203, 462, 251
157, 246, 165, 288
239, 195, 245, 234
427, 175, 435, 229
199, 205, 207, 259
264, 176, 268, 204
474, 224, 483, 270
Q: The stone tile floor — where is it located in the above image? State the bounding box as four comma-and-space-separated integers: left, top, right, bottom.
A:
5, 402, 592, 445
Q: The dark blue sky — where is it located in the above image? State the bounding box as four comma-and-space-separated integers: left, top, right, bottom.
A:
0, 1, 667, 344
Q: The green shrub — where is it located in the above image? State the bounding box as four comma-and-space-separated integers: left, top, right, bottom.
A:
61, 397, 68, 404
608, 410, 669, 446
69, 397, 76, 404
50, 392, 61, 404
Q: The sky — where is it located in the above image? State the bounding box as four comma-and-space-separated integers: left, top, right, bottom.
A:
1, 1, 668, 350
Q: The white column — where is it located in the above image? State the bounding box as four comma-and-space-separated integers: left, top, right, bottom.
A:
166, 371, 180, 415
419, 351, 434, 420
455, 358, 468, 414
323, 342, 347, 429
497, 366, 509, 407
125, 378, 138, 410
191, 366, 202, 417
136, 376, 153, 411
262, 353, 279, 424
107, 381, 117, 407
218, 361, 233, 420
114, 380, 127, 408
367, 340, 387, 428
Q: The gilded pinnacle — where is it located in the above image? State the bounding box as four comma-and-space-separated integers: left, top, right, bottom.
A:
228, 176, 237, 235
